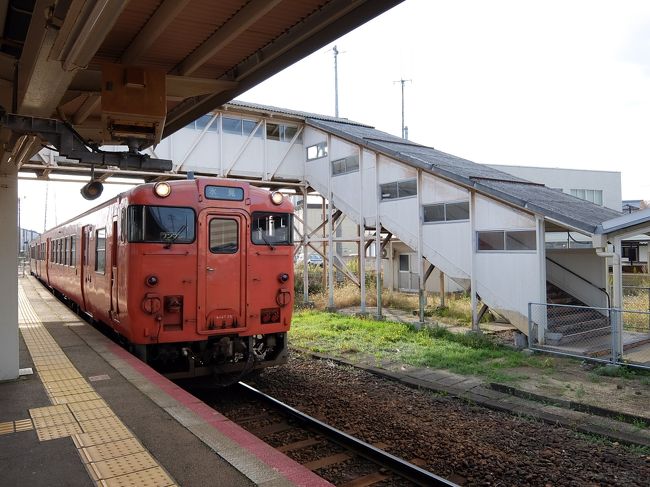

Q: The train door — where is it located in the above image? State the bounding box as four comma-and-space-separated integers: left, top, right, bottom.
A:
45, 238, 50, 283
197, 210, 246, 334
109, 220, 119, 321
80, 225, 92, 310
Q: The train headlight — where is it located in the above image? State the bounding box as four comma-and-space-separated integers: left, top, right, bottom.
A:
154, 182, 171, 198
270, 191, 283, 205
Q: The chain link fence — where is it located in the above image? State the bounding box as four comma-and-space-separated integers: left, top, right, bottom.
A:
529, 303, 650, 370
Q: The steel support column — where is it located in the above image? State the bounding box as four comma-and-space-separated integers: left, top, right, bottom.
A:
0, 173, 18, 380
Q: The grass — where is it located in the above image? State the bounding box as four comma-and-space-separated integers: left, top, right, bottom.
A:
592, 364, 650, 381
290, 310, 552, 382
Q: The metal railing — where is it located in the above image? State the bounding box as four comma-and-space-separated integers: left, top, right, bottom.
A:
529, 302, 650, 370
546, 257, 611, 308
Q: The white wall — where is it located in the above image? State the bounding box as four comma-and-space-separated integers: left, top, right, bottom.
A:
488, 164, 622, 211
474, 195, 541, 330
0, 174, 18, 380
546, 248, 609, 308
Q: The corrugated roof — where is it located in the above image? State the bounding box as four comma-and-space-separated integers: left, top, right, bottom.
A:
226, 100, 372, 127
302, 117, 621, 234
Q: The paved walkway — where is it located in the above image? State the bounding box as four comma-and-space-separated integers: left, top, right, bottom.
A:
1, 276, 331, 487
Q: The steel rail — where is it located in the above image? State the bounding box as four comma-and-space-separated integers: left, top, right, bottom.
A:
237, 381, 457, 487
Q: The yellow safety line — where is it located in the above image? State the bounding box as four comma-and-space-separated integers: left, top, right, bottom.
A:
17, 284, 177, 487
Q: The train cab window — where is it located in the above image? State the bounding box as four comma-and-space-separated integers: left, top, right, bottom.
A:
251, 212, 293, 246
95, 228, 106, 273
209, 219, 238, 254
128, 205, 195, 244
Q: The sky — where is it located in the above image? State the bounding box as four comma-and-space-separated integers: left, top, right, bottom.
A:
18, 0, 650, 232
238, 0, 650, 200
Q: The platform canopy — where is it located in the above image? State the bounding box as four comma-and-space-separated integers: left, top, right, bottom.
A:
0, 0, 403, 175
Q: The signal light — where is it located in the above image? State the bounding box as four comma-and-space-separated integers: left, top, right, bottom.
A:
278, 273, 289, 283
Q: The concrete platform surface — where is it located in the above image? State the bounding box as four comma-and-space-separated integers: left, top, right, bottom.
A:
0, 276, 332, 487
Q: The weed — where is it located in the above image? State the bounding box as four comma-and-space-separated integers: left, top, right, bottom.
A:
575, 384, 586, 399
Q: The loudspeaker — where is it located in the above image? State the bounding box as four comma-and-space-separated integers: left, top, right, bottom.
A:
80, 181, 104, 200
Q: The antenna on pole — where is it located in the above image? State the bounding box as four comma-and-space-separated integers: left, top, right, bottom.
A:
393, 78, 412, 139
333, 45, 339, 117
329, 45, 345, 117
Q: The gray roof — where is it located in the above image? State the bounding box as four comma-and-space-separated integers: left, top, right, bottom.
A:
595, 208, 650, 237
226, 100, 371, 127
306, 118, 621, 233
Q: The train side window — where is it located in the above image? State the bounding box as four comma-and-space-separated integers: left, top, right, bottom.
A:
209, 219, 238, 254
70, 236, 76, 267
64, 238, 69, 265
95, 228, 106, 273
120, 208, 127, 243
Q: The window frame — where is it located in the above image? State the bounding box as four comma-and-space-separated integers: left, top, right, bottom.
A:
95, 228, 106, 274
423, 200, 470, 224
306, 141, 328, 161
331, 154, 360, 176
476, 229, 537, 253
208, 218, 239, 254
380, 178, 417, 201
251, 212, 293, 246
127, 205, 196, 244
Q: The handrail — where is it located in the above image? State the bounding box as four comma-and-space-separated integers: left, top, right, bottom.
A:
546, 257, 611, 309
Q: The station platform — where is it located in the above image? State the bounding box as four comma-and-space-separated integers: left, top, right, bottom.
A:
0, 276, 332, 487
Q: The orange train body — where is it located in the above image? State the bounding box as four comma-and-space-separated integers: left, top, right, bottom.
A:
29, 178, 293, 378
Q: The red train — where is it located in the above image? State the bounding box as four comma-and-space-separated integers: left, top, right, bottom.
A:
30, 178, 294, 379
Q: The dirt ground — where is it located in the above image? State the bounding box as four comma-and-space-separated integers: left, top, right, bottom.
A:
339, 307, 650, 421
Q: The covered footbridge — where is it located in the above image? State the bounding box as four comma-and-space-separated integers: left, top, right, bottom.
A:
31, 101, 639, 356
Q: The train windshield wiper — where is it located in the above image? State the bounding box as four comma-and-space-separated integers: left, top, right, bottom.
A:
261, 233, 275, 251
163, 224, 187, 248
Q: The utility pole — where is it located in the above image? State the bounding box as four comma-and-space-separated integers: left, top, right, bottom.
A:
332, 45, 339, 117
394, 78, 412, 139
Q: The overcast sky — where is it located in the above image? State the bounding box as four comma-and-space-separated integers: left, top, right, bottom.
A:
239, 0, 650, 201
19, 0, 650, 232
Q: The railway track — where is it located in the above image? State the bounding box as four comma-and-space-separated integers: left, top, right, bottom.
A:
200, 381, 456, 487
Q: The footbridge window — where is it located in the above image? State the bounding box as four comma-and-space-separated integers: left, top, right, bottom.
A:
477, 230, 536, 252
380, 178, 417, 200
423, 201, 469, 223
332, 154, 359, 176
307, 141, 328, 160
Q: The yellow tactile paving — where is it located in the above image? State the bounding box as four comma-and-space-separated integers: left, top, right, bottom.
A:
71, 407, 114, 422
78, 416, 129, 434
29, 404, 71, 418
72, 428, 133, 448
17, 284, 178, 487
89, 451, 159, 480
0, 421, 14, 435
31, 412, 77, 429
14, 419, 34, 432
35, 422, 83, 441
52, 392, 102, 404
79, 438, 145, 464
67, 399, 109, 413
98, 467, 175, 487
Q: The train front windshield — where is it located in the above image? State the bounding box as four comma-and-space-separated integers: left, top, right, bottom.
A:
128, 205, 196, 243
251, 212, 293, 246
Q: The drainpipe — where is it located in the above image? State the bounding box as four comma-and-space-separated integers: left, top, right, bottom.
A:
595, 236, 622, 362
